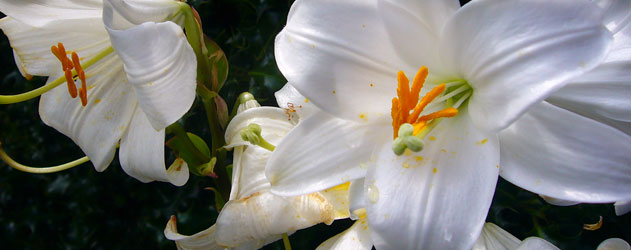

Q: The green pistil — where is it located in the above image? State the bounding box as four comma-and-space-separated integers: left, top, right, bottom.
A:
0, 47, 114, 104
392, 123, 424, 156
240, 123, 276, 152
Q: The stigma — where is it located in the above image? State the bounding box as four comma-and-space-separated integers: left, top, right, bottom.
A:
51, 42, 88, 106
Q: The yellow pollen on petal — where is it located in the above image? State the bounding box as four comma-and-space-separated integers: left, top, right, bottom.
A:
390, 66, 459, 140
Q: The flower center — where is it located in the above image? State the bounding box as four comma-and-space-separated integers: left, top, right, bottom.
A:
51, 42, 88, 106
390, 66, 471, 155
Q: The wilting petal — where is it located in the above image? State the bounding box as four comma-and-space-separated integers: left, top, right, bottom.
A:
105, 21, 196, 131
0, 17, 110, 76
515, 237, 559, 250
500, 102, 631, 203
267, 111, 387, 196
317, 216, 372, 250
0, 0, 102, 30
441, 0, 612, 132
318, 183, 351, 220
473, 223, 520, 250
377, 0, 459, 75
367, 109, 499, 250
275, 83, 318, 120
103, 0, 183, 30
39, 53, 136, 172
215, 192, 334, 247
615, 200, 631, 216
164, 216, 223, 250
597, 238, 631, 250
119, 108, 189, 186
275, 0, 407, 122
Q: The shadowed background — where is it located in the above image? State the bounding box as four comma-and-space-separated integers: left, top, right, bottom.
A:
0, 0, 628, 249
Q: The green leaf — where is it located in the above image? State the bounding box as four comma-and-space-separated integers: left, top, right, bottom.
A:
204, 35, 229, 91
166, 132, 213, 176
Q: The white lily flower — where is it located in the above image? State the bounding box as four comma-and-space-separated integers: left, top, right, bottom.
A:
165, 96, 349, 249
475, 223, 631, 250
0, 0, 196, 185
267, 0, 629, 248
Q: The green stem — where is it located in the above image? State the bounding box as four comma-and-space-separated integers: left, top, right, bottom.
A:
0, 142, 89, 174
282, 233, 292, 250
0, 47, 114, 104
202, 97, 230, 200
257, 139, 276, 152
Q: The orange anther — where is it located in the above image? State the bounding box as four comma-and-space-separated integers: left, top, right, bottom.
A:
65, 69, 77, 98
79, 87, 87, 106
409, 66, 428, 108
71, 52, 83, 74
391, 97, 401, 139
417, 107, 458, 122
408, 84, 446, 124
397, 71, 410, 122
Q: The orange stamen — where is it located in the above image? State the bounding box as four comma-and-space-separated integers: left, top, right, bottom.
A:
65, 69, 77, 98
79, 87, 87, 106
51, 43, 88, 104
71, 52, 83, 73
391, 98, 401, 139
409, 66, 427, 108
417, 108, 459, 122
396, 71, 410, 122
407, 84, 446, 124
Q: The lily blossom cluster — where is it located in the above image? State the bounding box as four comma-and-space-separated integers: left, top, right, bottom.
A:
0, 0, 197, 185
267, 0, 631, 249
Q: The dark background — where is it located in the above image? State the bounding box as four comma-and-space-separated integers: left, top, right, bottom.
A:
0, 0, 628, 249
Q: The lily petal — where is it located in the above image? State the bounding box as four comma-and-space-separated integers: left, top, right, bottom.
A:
103, 0, 182, 30
214, 191, 334, 247
275, 83, 318, 120
316, 216, 373, 250
547, 22, 631, 128
164, 216, 223, 250
366, 109, 499, 250
275, 0, 406, 122
0, 17, 110, 76
615, 200, 631, 216
597, 238, 631, 250
499, 102, 631, 203
441, 0, 612, 132
119, 107, 189, 186
348, 178, 366, 219
539, 195, 580, 207
377, 0, 459, 75
39, 53, 136, 172
515, 237, 559, 250
597, 0, 631, 34
267, 111, 387, 196
104, 20, 196, 131
0, 0, 102, 29
473, 223, 520, 250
